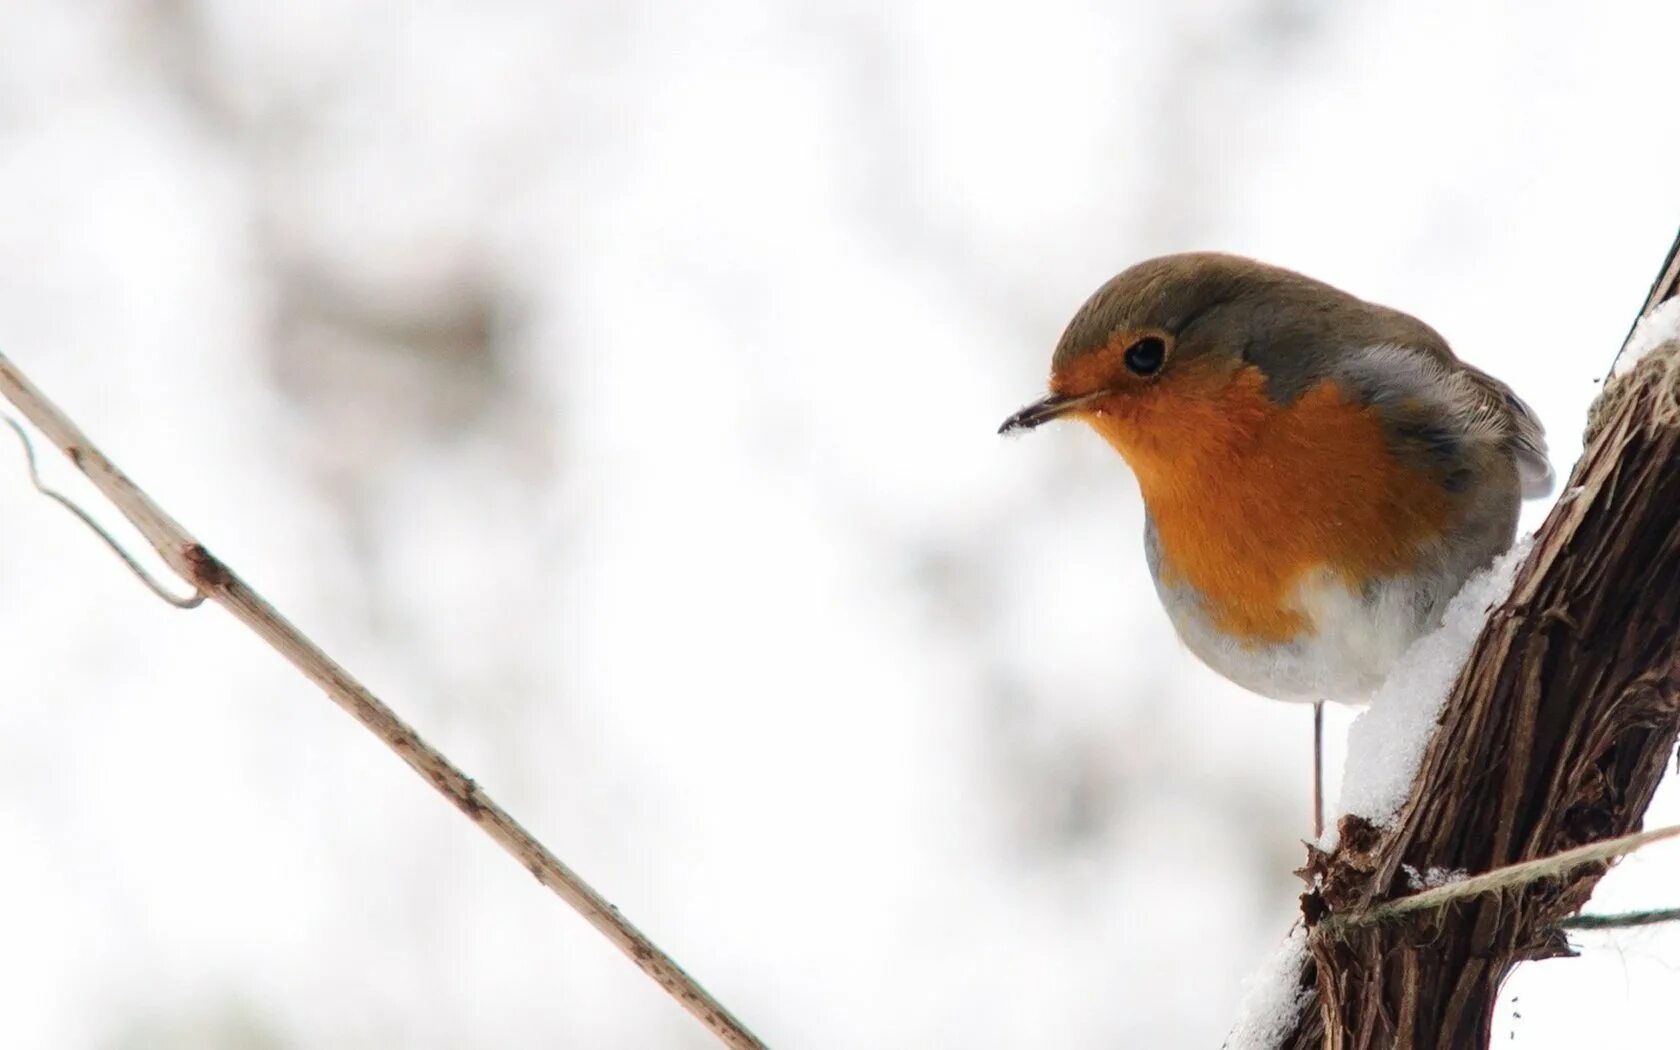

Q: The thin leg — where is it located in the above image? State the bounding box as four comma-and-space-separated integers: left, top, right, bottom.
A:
1312, 700, 1325, 839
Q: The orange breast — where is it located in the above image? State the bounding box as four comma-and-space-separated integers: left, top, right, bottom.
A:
1082, 365, 1453, 644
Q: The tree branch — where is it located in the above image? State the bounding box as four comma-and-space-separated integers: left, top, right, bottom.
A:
0, 355, 769, 1050
1270, 229, 1680, 1048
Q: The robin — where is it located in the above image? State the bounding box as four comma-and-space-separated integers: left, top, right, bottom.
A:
1000, 252, 1552, 836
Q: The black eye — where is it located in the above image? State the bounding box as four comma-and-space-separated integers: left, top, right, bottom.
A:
1123, 336, 1166, 376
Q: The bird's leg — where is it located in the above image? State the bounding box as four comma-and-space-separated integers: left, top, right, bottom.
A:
1312, 700, 1325, 839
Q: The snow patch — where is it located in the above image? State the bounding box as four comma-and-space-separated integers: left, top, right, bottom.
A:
1332, 536, 1534, 836
1616, 297, 1680, 376
1224, 925, 1312, 1050
1403, 863, 1468, 890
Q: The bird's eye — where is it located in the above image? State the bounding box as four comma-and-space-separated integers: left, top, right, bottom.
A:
1123, 336, 1167, 376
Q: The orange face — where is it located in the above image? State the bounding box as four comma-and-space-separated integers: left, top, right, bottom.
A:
1004, 328, 1456, 646
1049, 327, 1176, 398
999, 326, 1199, 435
1049, 328, 1245, 458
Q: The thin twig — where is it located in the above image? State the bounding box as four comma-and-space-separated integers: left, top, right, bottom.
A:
0, 354, 768, 1050
1613, 224, 1680, 375
1559, 906, 1680, 931
4, 416, 204, 608
1324, 823, 1680, 932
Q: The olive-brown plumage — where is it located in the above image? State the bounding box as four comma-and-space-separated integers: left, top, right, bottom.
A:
1002, 253, 1552, 831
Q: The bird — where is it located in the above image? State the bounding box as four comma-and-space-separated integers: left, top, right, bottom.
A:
999, 252, 1552, 837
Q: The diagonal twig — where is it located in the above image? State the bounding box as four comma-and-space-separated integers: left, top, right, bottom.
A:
1323, 823, 1680, 931
0, 353, 768, 1050
1559, 906, 1680, 931
4, 415, 204, 608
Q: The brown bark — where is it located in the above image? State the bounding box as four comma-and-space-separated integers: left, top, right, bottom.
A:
1274, 234, 1680, 1049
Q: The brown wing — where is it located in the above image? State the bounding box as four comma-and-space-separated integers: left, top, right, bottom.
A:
1337, 344, 1555, 500
1459, 363, 1554, 498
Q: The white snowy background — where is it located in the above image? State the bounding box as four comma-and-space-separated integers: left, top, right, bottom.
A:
2, 2, 1678, 1047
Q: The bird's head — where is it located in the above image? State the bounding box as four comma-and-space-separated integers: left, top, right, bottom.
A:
998, 252, 1423, 470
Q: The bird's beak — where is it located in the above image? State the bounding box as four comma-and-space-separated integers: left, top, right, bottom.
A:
997, 390, 1104, 435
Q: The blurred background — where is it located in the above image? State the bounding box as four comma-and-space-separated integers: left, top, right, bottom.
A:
2, 2, 1678, 1047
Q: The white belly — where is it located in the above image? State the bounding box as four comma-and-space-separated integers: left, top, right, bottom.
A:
1155, 569, 1434, 702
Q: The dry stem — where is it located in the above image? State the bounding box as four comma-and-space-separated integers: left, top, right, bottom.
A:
0, 354, 768, 1050
1324, 823, 1680, 931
